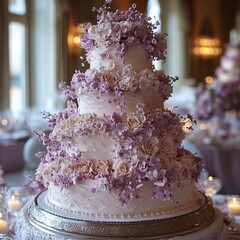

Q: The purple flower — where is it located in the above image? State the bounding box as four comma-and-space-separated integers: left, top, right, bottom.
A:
25, 179, 46, 194
70, 151, 82, 162
100, 52, 109, 60
122, 136, 134, 150
152, 184, 172, 201
118, 191, 133, 206
154, 169, 167, 187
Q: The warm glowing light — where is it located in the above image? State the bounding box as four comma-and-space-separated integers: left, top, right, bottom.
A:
227, 196, 240, 215
1, 119, 8, 126
73, 36, 80, 45
68, 25, 86, 54
208, 176, 213, 181
193, 37, 222, 57
205, 76, 214, 84
199, 124, 207, 130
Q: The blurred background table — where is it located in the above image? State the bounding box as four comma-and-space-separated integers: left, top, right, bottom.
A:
0, 137, 28, 174
194, 143, 240, 195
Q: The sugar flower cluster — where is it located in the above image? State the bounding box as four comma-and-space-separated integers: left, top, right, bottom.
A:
64, 67, 177, 101
34, 104, 203, 205
80, 1, 167, 62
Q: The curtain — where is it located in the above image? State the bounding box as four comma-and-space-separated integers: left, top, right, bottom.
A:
0, 0, 10, 110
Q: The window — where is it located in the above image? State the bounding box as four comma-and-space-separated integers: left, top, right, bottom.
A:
1, 0, 61, 114
147, 0, 162, 70
3, 0, 28, 113
9, 21, 27, 113
8, 0, 26, 15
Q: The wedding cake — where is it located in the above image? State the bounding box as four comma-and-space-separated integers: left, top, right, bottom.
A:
15, 1, 228, 239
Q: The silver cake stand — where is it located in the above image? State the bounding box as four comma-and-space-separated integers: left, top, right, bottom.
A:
14, 191, 215, 240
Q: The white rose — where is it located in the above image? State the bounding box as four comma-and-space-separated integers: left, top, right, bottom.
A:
146, 169, 158, 180
94, 177, 109, 191
101, 72, 121, 87
139, 70, 159, 90
88, 23, 112, 40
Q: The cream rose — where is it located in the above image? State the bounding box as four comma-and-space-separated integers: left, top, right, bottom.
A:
101, 72, 120, 87
61, 165, 72, 175
76, 160, 92, 174
141, 137, 159, 155
159, 157, 171, 168
180, 155, 195, 166
93, 160, 109, 173
159, 136, 175, 154
114, 161, 132, 177
126, 114, 145, 131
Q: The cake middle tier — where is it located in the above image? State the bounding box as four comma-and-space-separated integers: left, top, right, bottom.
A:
78, 91, 164, 115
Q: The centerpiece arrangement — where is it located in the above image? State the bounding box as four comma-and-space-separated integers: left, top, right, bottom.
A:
192, 41, 240, 145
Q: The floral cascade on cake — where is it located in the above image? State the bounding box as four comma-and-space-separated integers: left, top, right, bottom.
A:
17, 1, 229, 239
193, 41, 240, 144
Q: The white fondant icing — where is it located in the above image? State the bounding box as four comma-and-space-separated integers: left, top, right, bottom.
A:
78, 91, 164, 115
87, 44, 152, 73
47, 179, 200, 219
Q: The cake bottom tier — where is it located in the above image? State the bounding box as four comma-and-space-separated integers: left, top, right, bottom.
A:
14, 192, 229, 240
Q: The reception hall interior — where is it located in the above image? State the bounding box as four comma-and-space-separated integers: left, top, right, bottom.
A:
0, 0, 240, 238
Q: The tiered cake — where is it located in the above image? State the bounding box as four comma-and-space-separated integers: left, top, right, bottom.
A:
194, 41, 240, 143
15, 1, 228, 239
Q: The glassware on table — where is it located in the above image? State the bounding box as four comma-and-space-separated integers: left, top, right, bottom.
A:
5, 187, 23, 216
202, 176, 222, 198
0, 207, 9, 238
0, 183, 6, 207
0, 166, 6, 207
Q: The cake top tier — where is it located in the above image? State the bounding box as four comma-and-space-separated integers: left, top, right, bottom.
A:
80, 1, 167, 68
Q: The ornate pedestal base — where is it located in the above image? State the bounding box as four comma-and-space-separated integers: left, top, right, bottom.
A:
13, 192, 228, 240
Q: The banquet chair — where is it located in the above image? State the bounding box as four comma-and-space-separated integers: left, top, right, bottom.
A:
23, 135, 46, 173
